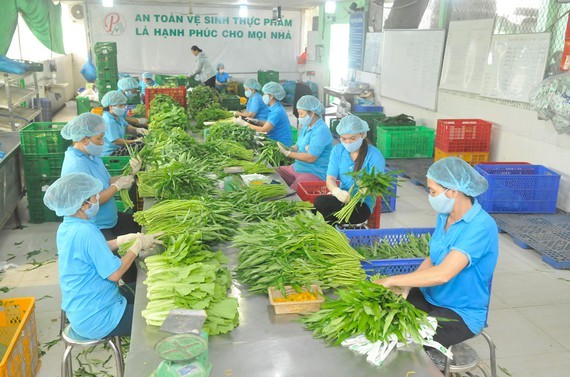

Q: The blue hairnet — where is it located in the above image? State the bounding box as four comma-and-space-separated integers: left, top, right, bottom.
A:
337, 114, 370, 135
426, 157, 489, 197
117, 77, 139, 91
216, 63, 224, 70
61, 113, 107, 142
244, 78, 261, 91
296, 95, 325, 116
262, 82, 286, 101
43, 173, 103, 217
101, 90, 127, 107
142, 72, 153, 79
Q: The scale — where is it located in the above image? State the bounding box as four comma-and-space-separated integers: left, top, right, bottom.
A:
151, 309, 212, 377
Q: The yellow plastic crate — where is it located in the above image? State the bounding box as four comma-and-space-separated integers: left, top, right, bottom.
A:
0, 298, 40, 377
434, 147, 489, 166
268, 285, 324, 315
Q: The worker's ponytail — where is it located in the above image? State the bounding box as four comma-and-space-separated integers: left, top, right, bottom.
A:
191, 45, 202, 53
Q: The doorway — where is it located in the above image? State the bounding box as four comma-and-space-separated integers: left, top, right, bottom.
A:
328, 23, 350, 87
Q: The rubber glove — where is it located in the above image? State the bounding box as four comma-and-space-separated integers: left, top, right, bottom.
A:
233, 111, 239, 117
136, 127, 148, 135
332, 187, 350, 203
245, 117, 259, 125
136, 232, 165, 250
117, 232, 141, 246
276, 142, 291, 157
127, 238, 143, 257
112, 175, 134, 190
129, 156, 143, 174
235, 117, 249, 127
138, 118, 148, 126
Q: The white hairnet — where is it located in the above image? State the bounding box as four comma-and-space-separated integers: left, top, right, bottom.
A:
296, 95, 325, 116
337, 114, 370, 135
117, 77, 139, 91
43, 173, 103, 217
262, 82, 286, 101
244, 78, 261, 91
101, 91, 127, 107
142, 72, 153, 79
427, 157, 489, 197
61, 113, 107, 142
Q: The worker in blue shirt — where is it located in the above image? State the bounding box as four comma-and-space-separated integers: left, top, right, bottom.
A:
44, 173, 162, 339
117, 77, 149, 127
275, 95, 333, 190
60, 113, 144, 282
100, 91, 147, 156
375, 157, 498, 349
235, 81, 293, 146
314, 114, 385, 224
234, 78, 268, 121
215, 63, 230, 91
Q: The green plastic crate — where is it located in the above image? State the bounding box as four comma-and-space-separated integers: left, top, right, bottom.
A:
220, 95, 241, 111
376, 126, 435, 159
23, 154, 65, 180
19, 122, 69, 155
126, 95, 141, 105
102, 156, 130, 176
94, 42, 117, 56
95, 54, 118, 72
76, 97, 100, 115
257, 70, 279, 86
97, 70, 119, 82
330, 118, 341, 137
28, 196, 61, 223
291, 126, 298, 143
350, 112, 385, 145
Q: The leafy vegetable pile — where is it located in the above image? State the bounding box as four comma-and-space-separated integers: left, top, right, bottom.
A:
208, 121, 255, 149
300, 278, 430, 344
130, 104, 146, 117
233, 212, 365, 293
257, 140, 294, 167
355, 233, 431, 260
149, 99, 191, 132
187, 85, 220, 119
194, 103, 233, 130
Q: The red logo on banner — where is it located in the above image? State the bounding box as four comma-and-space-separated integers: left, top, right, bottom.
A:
104, 13, 126, 36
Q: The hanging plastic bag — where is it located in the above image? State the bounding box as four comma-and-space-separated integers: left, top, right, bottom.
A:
529, 72, 570, 134
80, 56, 97, 83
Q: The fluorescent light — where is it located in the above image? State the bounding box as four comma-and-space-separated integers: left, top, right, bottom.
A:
102, 0, 113, 7
239, 5, 248, 17
325, 0, 336, 14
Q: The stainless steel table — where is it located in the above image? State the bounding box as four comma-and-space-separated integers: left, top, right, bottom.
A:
0, 132, 23, 229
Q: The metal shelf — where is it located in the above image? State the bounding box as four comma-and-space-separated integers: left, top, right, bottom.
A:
0, 106, 41, 123
0, 72, 42, 131
0, 84, 36, 107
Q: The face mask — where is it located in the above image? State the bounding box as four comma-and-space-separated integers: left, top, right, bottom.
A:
299, 115, 312, 128
428, 189, 455, 214
125, 91, 135, 99
219, 69, 225, 74
84, 139, 104, 156
113, 107, 126, 117
341, 137, 363, 153
262, 94, 271, 105
245, 90, 252, 98
83, 195, 100, 219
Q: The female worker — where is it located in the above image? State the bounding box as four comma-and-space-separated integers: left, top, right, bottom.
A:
117, 77, 148, 127
313, 114, 385, 224
60, 113, 143, 282
275, 95, 333, 190
235, 81, 293, 146
139, 71, 156, 100
100, 90, 147, 157
190, 45, 216, 88
43, 173, 162, 339
233, 78, 268, 122
215, 63, 230, 91
374, 157, 498, 349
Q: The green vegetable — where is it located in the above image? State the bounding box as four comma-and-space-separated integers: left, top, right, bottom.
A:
257, 140, 293, 167
356, 233, 431, 260
224, 159, 273, 174
208, 121, 255, 149
187, 85, 220, 119
194, 103, 233, 130
131, 104, 146, 117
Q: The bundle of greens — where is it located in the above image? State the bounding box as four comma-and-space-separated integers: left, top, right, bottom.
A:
139, 128, 201, 166
334, 167, 400, 224
194, 103, 233, 130
208, 121, 255, 149
204, 139, 254, 161
133, 199, 238, 244
224, 159, 273, 174
300, 278, 430, 344
142, 233, 239, 335
149, 94, 179, 116
257, 140, 293, 167
355, 233, 431, 260
188, 85, 220, 119
233, 212, 365, 293
233, 200, 314, 222
222, 183, 289, 205
131, 103, 146, 117
149, 102, 190, 131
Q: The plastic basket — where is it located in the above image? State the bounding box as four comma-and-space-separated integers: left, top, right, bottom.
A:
97, 69, 119, 83
91, 107, 103, 116
23, 154, 65, 180
360, 259, 424, 277
474, 164, 561, 213
94, 42, 117, 56
479, 161, 530, 165
268, 285, 324, 314
257, 70, 279, 86
220, 95, 241, 111
19, 122, 69, 155
27, 196, 61, 223
291, 126, 298, 143
95, 54, 118, 72
353, 104, 383, 113
436, 119, 492, 152
350, 112, 385, 145
0, 298, 40, 377
342, 227, 435, 248
376, 126, 435, 159
145, 87, 187, 113
330, 118, 341, 137
434, 147, 489, 166
102, 156, 130, 176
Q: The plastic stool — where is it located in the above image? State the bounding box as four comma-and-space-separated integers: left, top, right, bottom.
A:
61, 324, 124, 377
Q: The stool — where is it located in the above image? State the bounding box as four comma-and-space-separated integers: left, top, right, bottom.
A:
61, 324, 124, 377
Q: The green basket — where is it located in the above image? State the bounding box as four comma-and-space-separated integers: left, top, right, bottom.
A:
95, 54, 118, 72
291, 126, 298, 143
26, 179, 61, 223
257, 70, 279, 86
376, 126, 435, 159
94, 42, 117, 56
19, 122, 69, 155
330, 118, 341, 137
350, 112, 385, 145
76, 97, 100, 115
220, 95, 241, 111
23, 154, 65, 180
102, 156, 130, 176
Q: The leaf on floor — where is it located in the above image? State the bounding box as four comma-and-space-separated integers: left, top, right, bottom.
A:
37, 295, 53, 301
557, 278, 570, 283
12, 224, 26, 230
23, 258, 56, 271
499, 365, 514, 376
26, 249, 44, 259
14, 241, 24, 246
0, 287, 14, 293
43, 338, 61, 351
6, 255, 15, 262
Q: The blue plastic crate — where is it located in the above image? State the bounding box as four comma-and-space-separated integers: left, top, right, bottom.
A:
360, 259, 424, 276
342, 227, 435, 248
354, 104, 384, 113
475, 164, 561, 214
380, 168, 398, 213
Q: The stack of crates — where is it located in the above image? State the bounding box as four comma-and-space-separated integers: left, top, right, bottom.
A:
19, 122, 71, 223
258, 70, 279, 86
95, 42, 118, 99
434, 119, 492, 166
102, 156, 131, 212
76, 96, 100, 115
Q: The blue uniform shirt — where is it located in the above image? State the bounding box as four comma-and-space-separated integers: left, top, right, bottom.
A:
139, 79, 156, 95
327, 143, 386, 211
420, 201, 498, 335
266, 101, 293, 147
102, 111, 128, 156
61, 147, 118, 229
57, 216, 125, 339
293, 118, 333, 180
216, 71, 229, 83
246, 92, 269, 121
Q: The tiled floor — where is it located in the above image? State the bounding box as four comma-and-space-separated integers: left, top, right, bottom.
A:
1, 102, 569, 376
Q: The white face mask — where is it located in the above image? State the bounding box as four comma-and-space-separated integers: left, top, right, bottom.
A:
262, 94, 271, 105
428, 189, 456, 214
84, 139, 104, 156
299, 114, 312, 128
83, 194, 100, 219
341, 137, 363, 153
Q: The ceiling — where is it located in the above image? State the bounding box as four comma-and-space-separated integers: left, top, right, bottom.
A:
78, 0, 327, 10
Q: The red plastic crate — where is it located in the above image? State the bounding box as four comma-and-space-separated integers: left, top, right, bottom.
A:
145, 86, 187, 114
436, 119, 492, 152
